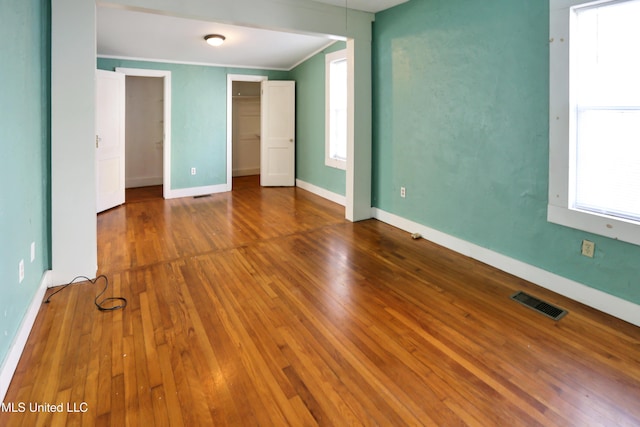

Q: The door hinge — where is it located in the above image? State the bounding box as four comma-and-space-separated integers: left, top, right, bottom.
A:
96, 135, 101, 148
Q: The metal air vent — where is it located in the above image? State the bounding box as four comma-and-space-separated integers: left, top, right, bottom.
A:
511, 291, 568, 321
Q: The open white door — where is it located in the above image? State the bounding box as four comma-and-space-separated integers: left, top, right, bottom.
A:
96, 69, 125, 213
261, 81, 295, 186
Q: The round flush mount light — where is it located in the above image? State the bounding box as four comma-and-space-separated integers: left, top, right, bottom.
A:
204, 34, 226, 47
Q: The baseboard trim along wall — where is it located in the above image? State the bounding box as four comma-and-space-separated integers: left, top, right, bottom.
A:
126, 176, 163, 189
1, 270, 51, 402
165, 183, 230, 199
233, 168, 260, 177
296, 179, 346, 206
371, 208, 640, 328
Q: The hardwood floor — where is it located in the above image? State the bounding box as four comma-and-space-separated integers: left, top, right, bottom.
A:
125, 185, 163, 204
3, 176, 640, 426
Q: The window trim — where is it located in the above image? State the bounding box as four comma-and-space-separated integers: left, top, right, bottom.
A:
325, 49, 348, 170
548, 0, 640, 245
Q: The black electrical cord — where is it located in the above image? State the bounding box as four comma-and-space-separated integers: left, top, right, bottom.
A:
44, 275, 127, 311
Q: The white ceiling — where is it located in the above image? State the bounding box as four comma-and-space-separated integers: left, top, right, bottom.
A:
97, 0, 408, 70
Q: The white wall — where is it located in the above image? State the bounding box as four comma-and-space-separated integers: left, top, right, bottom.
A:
51, 0, 98, 284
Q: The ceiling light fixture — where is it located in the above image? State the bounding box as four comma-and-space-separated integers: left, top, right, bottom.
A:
204, 34, 226, 47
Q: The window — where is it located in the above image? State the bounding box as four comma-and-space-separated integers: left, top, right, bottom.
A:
325, 49, 348, 169
548, 0, 640, 245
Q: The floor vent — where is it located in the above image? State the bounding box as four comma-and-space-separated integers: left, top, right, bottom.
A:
510, 291, 568, 321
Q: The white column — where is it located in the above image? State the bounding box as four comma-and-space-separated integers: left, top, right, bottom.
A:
51, 0, 97, 284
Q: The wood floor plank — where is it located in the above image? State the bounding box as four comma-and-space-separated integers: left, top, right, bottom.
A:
170, 264, 245, 426
2, 176, 640, 426
252, 250, 440, 425
155, 344, 185, 427
186, 259, 293, 426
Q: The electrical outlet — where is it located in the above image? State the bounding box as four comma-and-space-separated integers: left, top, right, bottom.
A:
19, 259, 25, 283
31, 242, 36, 262
581, 240, 595, 258
191, 167, 197, 175
400, 186, 406, 198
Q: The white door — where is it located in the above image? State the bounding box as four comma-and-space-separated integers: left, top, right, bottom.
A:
260, 81, 295, 186
96, 69, 125, 213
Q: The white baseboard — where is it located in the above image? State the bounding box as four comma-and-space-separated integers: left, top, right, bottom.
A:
164, 183, 230, 199
233, 168, 260, 177
126, 176, 163, 188
372, 208, 640, 327
296, 179, 346, 206
1, 270, 52, 402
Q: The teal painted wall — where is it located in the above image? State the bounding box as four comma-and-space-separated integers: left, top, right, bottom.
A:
97, 58, 288, 190
290, 42, 347, 196
372, 0, 640, 304
0, 0, 51, 364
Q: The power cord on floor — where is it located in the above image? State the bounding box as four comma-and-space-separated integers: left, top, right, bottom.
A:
44, 275, 127, 311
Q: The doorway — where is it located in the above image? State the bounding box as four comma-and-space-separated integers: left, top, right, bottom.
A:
115, 67, 172, 199
125, 75, 164, 201
231, 81, 261, 179
226, 74, 267, 190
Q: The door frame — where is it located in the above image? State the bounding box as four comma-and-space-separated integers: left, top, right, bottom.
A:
226, 74, 268, 190
115, 67, 172, 199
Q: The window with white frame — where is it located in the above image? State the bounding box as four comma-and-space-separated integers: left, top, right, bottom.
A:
325, 49, 348, 169
548, 0, 640, 245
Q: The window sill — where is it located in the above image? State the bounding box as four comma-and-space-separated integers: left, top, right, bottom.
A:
325, 158, 346, 170
547, 204, 640, 246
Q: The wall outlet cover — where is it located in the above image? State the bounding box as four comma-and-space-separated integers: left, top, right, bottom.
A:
581, 240, 595, 258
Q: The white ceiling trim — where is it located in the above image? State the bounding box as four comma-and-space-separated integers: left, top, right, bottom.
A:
288, 39, 341, 71
313, 0, 409, 13
96, 48, 335, 72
